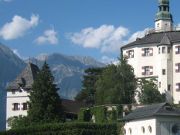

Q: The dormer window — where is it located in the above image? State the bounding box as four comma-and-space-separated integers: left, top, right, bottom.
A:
126, 50, 134, 58
142, 48, 153, 56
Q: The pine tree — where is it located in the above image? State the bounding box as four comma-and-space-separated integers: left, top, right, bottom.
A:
28, 62, 63, 123
75, 67, 103, 106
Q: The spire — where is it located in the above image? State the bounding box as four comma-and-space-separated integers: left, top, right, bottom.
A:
155, 0, 173, 32
155, 0, 173, 22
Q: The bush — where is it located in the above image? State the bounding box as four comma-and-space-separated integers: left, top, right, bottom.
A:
0, 122, 122, 135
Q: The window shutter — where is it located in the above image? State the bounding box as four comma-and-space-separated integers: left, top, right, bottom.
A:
142, 48, 145, 56
150, 66, 153, 75
142, 66, 145, 75
176, 46, 179, 54
150, 48, 153, 56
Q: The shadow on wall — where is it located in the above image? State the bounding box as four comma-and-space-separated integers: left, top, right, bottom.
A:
0, 88, 6, 131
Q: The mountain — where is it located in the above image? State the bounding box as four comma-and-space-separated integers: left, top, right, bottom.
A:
0, 44, 104, 131
29, 53, 105, 99
0, 44, 26, 131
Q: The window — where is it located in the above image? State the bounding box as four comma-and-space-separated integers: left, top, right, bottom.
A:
162, 47, 166, 53
159, 82, 161, 88
128, 128, 132, 134
175, 63, 180, 73
22, 103, 28, 110
157, 23, 159, 28
126, 50, 134, 58
148, 126, 152, 133
176, 83, 180, 91
141, 126, 145, 134
175, 46, 180, 54
142, 48, 153, 56
168, 84, 171, 91
168, 47, 171, 53
12, 103, 20, 111
159, 47, 161, 54
162, 69, 166, 75
142, 66, 153, 76
12, 90, 15, 94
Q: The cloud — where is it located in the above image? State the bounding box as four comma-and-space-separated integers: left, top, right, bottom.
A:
35, 29, 58, 45
68, 25, 149, 53
1, 0, 13, 2
0, 14, 39, 40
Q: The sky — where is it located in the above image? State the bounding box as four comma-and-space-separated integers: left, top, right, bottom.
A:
0, 0, 180, 63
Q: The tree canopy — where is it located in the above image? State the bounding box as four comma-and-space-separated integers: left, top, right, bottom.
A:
95, 57, 137, 105
138, 78, 166, 104
75, 68, 103, 106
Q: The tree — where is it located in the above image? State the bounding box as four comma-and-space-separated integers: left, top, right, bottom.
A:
95, 57, 137, 105
75, 68, 103, 106
7, 116, 30, 129
138, 78, 166, 104
28, 62, 63, 123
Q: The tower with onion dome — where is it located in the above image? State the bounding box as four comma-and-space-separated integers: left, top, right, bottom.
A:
155, 0, 173, 32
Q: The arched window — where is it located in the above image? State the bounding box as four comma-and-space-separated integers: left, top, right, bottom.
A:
141, 126, 145, 134
129, 128, 132, 134
148, 126, 152, 133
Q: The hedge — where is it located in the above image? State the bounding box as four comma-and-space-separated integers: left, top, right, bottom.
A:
0, 122, 123, 135
78, 105, 123, 123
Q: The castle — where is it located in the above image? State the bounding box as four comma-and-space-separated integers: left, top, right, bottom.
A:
121, 0, 180, 104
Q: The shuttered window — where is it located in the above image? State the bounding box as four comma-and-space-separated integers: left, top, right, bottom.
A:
142, 66, 153, 75
142, 48, 153, 56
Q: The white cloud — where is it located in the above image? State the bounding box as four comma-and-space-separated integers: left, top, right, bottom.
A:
101, 56, 119, 65
35, 29, 58, 45
68, 25, 149, 53
0, 14, 39, 40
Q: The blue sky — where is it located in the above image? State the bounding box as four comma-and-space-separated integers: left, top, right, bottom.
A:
0, 0, 180, 63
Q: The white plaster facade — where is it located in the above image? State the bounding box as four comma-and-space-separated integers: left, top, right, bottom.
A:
6, 89, 29, 129
124, 117, 180, 135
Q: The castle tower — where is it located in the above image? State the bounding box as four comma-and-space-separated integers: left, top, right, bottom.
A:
155, 0, 173, 32
157, 34, 173, 102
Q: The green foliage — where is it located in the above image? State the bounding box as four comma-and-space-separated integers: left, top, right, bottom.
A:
7, 116, 30, 129
78, 105, 123, 123
78, 108, 92, 122
138, 78, 166, 104
95, 57, 137, 105
75, 68, 104, 106
28, 62, 63, 123
91, 106, 107, 123
0, 122, 121, 135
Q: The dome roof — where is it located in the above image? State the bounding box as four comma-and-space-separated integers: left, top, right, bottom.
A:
155, 11, 172, 21
159, 0, 169, 5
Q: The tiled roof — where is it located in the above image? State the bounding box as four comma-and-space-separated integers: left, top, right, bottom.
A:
61, 99, 86, 114
121, 31, 180, 49
7, 63, 39, 90
123, 103, 180, 121
159, 33, 171, 45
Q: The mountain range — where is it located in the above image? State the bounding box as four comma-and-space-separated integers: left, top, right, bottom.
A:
0, 44, 104, 131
